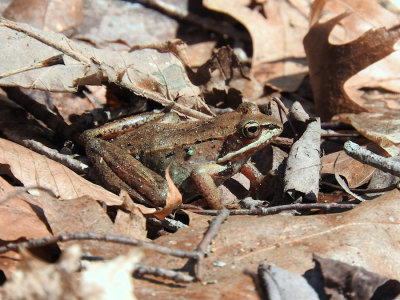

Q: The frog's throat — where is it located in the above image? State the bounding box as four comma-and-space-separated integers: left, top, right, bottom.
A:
216, 128, 281, 163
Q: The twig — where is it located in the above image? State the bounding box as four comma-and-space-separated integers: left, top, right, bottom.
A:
194, 209, 229, 280
0, 212, 230, 283
147, 216, 188, 231
0, 17, 92, 65
271, 96, 289, 115
134, 264, 194, 283
272, 137, 293, 148
0, 55, 64, 79
320, 181, 397, 194
3, 131, 89, 174
0, 233, 198, 259
189, 203, 357, 216
321, 131, 360, 138
0, 186, 56, 205
344, 141, 400, 176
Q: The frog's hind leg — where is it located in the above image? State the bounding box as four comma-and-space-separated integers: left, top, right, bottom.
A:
86, 138, 169, 208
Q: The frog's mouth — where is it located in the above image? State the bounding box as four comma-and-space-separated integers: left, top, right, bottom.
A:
216, 127, 282, 163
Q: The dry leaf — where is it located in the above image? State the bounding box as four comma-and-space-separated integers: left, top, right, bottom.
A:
0, 138, 122, 205
35, 194, 146, 257
185, 41, 216, 68
304, 1, 400, 120
310, 0, 398, 32
0, 177, 50, 241
258, 263, 319, 300
154, 165, 182, 220
0, 18, 208, 117
0, 176, 52, 276
75, 0, 179, 51
3, 0, 83, 34
114, 209, 147, 241
314, 255, 400, 299
284, 118, 321, 202
311, 0, 400, 100
203, 0, 309, 91
2, 245, 142, 300
333, 112, 400, 156
321, 150, 376, 188
114, 190, 148, 241
136, 189, 400, 298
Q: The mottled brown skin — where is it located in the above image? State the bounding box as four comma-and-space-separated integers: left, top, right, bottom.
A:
82, 102, 283, 209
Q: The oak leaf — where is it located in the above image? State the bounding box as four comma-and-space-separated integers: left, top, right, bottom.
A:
304, 0, 400, 120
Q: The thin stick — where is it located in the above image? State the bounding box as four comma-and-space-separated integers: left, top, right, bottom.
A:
81, 257, 194, 283
344, 141, 400, 177
320, 181, 397, 194
134, 264, 194, 283
3, 133, 89, 175
190, 203, 357, 216
0, 186, 56, 205
194, 209, 230, 280
147, 216, 188, 231
0, 17, 92, 65
0, 233, 198, 259
0, 212, 231, 282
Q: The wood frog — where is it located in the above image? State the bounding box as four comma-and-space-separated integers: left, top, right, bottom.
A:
80, 102, 283, 209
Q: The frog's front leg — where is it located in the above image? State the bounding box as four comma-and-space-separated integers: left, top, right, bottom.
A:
240, 162, 275, 200
86, 138, 169, 207
191, 164, 228, 209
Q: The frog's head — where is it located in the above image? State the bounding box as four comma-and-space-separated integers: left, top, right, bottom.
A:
217, 102, 283, 164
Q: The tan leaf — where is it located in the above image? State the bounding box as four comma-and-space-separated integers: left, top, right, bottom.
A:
203, 0, 309, 91
0, 176, 51, 276
321, 150, 376, 188
304, 0, 400, 120
36, 194, 146, 257
72, 0, 179, 51
136, 189, 400, 298
0, 177, 50, 241
333, 112, 400, 156
115, 190, 148, 241
114, 209, 147, 241
0, 19, 208, 118
0, 138, 122, 205
154, 165, 182, 220
310, 0, 398, 32
3, 0, 84, 33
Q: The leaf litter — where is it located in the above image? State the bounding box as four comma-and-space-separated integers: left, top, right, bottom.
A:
0, 0, 400, 299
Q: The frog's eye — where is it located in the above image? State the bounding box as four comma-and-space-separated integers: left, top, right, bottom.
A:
242, 121, 260, 138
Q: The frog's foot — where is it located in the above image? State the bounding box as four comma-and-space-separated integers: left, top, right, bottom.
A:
240, 162, 278, 200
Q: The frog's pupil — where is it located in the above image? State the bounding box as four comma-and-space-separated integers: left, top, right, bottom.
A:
248, 126, 258, 133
